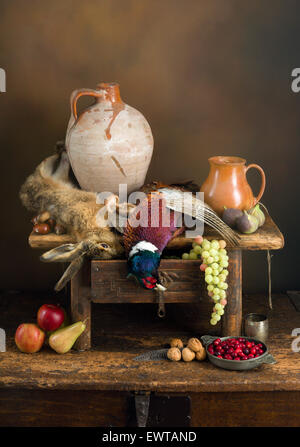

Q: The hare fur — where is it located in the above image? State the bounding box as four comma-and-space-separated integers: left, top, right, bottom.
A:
20, 152, 125, 290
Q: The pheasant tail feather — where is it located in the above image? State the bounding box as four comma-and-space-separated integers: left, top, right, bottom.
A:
158, 188, 240, 246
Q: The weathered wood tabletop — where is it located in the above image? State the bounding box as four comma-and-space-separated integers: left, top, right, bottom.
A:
0, 217, 291, 426
0, 292, 297, 393
28, 214, 284, 251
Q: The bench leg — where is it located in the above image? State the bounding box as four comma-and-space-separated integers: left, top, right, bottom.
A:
71, 261, 91, 350
222, 248, 242, 336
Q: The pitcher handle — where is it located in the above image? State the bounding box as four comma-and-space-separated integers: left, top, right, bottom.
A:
245, 163, 266, 206
70, 88, 103, 121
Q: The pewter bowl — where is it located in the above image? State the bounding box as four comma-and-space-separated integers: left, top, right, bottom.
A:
201, 335, 276, 371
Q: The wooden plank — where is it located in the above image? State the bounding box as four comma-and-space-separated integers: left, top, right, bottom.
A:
28, 214, 284, 251
287, 291, 300, 312
0, 292, 299, 393
71, 260, 92, 350
190, 391, 300, 427
222, 249, 242, 336
91, 259, 205, 303
0, 389, 128, 427
29, 232, 74, 249
0, 388, 299, 427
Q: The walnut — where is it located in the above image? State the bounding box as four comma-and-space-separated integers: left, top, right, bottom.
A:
170, 338, 184, 349
167, 347, 181, 362
187, 337, 203, 353
195, 347, 207, 361
182, 347, 195, 362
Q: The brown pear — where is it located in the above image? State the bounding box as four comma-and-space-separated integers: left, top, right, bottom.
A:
49, 321, 86, 354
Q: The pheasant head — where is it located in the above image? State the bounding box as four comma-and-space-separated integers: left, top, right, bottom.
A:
127, 242, 161, 289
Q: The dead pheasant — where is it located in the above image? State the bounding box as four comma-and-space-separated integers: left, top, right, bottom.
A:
123, 184, 239, 291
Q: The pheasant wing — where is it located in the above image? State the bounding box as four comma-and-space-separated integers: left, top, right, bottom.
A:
158, 187, 240, 246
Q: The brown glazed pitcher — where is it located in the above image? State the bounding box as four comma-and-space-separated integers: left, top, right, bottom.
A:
200, 156, 266, 215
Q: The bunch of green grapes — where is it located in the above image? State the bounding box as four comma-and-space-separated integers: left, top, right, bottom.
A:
182, 236, 229, 326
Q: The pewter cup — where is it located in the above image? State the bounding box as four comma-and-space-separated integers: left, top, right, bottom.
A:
244, 313, 268, 343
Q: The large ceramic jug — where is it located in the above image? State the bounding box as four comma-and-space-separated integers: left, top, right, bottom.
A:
65, 82, 154, 194
200, 156, 266, 215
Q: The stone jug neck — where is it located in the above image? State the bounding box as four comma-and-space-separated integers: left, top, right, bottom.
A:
97, 82, 122, 104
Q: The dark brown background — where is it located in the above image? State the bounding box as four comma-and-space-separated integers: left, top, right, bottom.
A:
0, 0, 298, 294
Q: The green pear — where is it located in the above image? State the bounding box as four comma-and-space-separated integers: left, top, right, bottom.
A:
49, 321, 86, 354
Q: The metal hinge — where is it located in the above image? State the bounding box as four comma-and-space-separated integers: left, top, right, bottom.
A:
130, 392, 191, 427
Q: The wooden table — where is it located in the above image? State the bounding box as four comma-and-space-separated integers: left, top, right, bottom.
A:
29, 215, 284, 350
0, 291, 299, 427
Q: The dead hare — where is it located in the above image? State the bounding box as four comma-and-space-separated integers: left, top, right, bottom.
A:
20, 151, 133, 291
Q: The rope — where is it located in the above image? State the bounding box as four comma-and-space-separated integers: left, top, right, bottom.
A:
267, 250, 273, 310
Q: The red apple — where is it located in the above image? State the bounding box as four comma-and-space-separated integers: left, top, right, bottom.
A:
15, 323, 45, 353
37, 304, 65, 332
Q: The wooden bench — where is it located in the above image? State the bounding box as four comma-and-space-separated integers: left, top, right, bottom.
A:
1, 291, 299, 427
29, 214, 284, 350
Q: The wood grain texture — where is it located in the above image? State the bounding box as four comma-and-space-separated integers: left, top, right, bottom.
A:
0, 389, 128, 427
29, 232, 74, 249
222, 249, 242, 336
28, 214, 284, 251
91, 259, 205, 303
0, 389, 299, 426
71, 260, 91, 350
0, 292, 299, 393
190, 391, 300, 427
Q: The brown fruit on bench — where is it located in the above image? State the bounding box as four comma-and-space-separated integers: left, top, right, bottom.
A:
182, 347, 195, 362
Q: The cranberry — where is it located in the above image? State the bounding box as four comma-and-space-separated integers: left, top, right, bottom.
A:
234, 357, 241, 361
217, 355, 223, 358
248, 354, 254, 359
213, 338, 221, 345
224, 354, 232, 360
228, 347, 234, 354
258, 349, 264, 355
238, 338, 245, 343
250, 347, 256, 354
240, 355, 247, 360
246, 342, 252, 349
243, 348, 250, 355
257, 343, 263, 348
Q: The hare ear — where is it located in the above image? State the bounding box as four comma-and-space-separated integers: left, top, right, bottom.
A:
54, 255, 85, 291
40, 241, 90, 263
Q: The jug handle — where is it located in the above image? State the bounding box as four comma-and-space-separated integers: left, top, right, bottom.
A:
70, 88, 103, 121
245, 163, 266, 206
